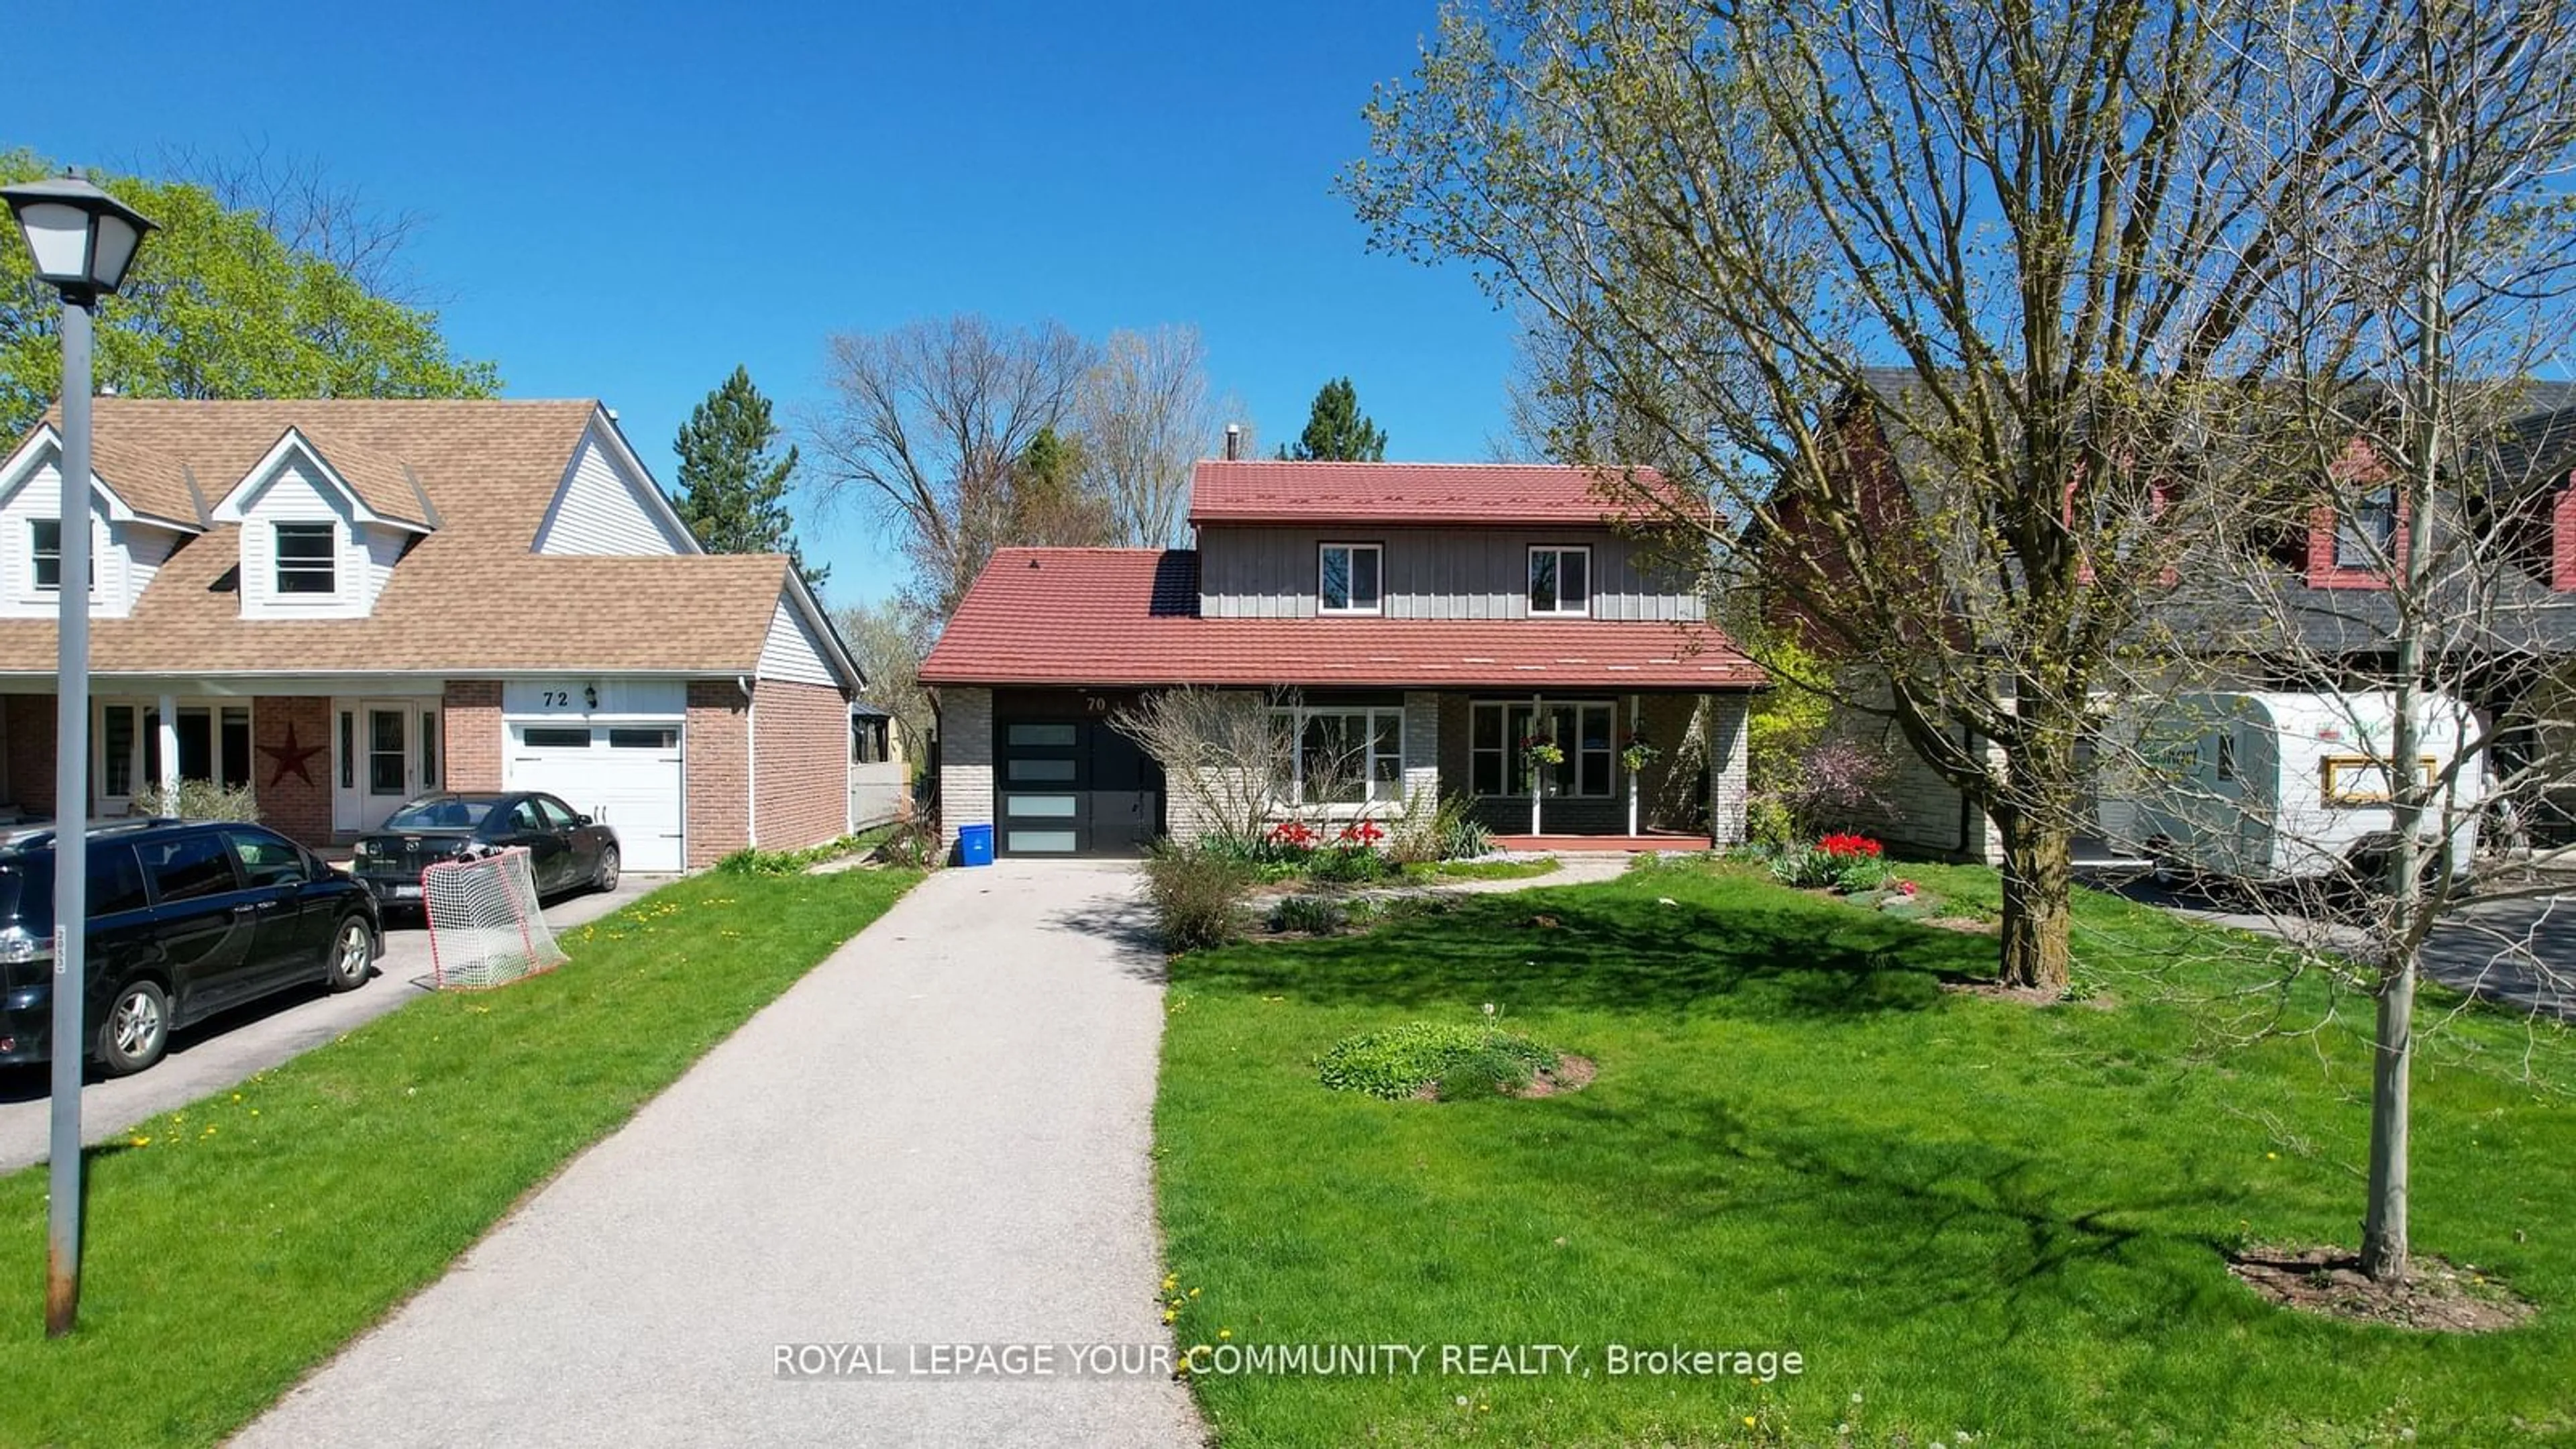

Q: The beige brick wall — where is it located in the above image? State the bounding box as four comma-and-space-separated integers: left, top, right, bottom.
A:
937, 686, 994, 856
687, 680, 751, 867
755, 679, 850, 851
1705, 692, 1750, 844
441, 680, 504, 792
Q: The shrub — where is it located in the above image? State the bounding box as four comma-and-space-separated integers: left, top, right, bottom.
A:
1142, 842, 1253, 951
131, 778, 262, 823
1268, 894, 1347, 934
717, 835, 873, 876
1436, 798, 1496, 861
1316, 1020, 1561, 1101
1307, 843, 1393, 885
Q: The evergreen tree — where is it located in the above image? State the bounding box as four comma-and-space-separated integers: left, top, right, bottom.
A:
1277, 376, 1387, 461
672, 366, 826, 588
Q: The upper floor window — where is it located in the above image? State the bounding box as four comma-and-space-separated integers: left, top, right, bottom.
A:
1319, 542, 1382, 614
274, 522, 337, 594
1528, 545, 1591, 616
2334, 489, 2396, 568
30, 519, 59, 591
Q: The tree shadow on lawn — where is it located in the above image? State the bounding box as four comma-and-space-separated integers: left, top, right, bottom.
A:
1181, 887, 1999, 1021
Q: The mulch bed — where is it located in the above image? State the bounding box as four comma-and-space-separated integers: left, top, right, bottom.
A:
1406, 1053, 1598, 1102
2226, 1244, 2534, 1332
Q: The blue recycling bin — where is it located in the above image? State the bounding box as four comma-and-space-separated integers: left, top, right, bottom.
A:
957, 823, 996, 867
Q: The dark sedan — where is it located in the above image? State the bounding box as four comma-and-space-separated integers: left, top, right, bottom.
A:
350, 792, 621, 909
0, 820, 381, 1075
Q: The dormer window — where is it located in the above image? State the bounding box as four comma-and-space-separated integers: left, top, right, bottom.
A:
30, 519, 58, 590
274, 522, 337, 594
1528, 545, 1591, 616
2335, 488, 2396, 568
1319, 542, 1382, 614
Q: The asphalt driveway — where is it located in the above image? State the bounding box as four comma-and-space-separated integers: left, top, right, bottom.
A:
2116, 877, 2576, 1020
232, 859, 1201, 1449
0, 876, 662, 1173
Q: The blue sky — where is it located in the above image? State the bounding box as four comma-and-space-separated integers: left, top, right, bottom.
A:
9, 0, 1515, 607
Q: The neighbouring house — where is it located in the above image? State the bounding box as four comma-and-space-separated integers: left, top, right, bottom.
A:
1786, 372, 2576, 861
848, 701, 910, 828
917, 460, 1766, 859
0, 398, 867, 870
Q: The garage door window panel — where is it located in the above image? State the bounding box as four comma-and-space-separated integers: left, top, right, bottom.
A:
608, 727, 678, 749
522, 727, 594, 749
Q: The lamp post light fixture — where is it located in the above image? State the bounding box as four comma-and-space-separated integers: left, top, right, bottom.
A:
2, 170, 156, 1339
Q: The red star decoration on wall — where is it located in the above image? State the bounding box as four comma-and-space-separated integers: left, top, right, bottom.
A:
260, 720, 326, 788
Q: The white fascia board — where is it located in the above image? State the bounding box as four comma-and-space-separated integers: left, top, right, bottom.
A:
210, 427, 431, 534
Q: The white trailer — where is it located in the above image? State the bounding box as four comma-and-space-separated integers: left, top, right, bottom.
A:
2125, 690, 2484, 884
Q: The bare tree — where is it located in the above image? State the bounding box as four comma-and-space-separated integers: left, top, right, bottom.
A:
2144, 0, 2576, 1282
832, 598, 938, 765
155, 141, 435, 303
804, 315, 1096, 619
1110, 689, 1292, 844
1076, 325, 1224, 547
1346, 0, 2422, 990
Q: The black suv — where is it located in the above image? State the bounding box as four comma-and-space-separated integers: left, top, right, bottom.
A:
0, 820, 381, 1076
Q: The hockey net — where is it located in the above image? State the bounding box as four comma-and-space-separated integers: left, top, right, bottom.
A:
423, 847, 568, 990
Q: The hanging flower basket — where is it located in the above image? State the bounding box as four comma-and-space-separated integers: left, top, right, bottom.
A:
1619, 734, 1660, 774
1521, 735, 1566, 770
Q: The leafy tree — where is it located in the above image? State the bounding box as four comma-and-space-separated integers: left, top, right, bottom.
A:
831, 598, 936, 765
672, 366, 826, 589
0, 150, 497, 435
1277, 376, 1387, 461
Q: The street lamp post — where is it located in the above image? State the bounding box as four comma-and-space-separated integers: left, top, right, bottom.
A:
3, 171, 156, 1338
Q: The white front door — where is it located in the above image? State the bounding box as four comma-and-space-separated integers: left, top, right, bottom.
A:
333, 700, 419, 834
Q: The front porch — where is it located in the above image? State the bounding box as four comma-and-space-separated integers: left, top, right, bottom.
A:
0, 682, 474, 847
1493, 830, 1715, 854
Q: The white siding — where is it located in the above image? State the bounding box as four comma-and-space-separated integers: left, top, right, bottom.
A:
0, 458, 136, 619
232, 460, 380, 620
757, 596, 838, 686
532, 432, 694, 557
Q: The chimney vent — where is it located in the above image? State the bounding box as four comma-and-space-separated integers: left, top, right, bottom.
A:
1223, 423, 1242, 461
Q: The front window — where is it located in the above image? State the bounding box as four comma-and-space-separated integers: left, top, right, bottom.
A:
2334, 490, 2396, 568
1318, 543, 1383, 614
30, 519, 60, 592
1269, 704, 1404, 806
274, 521, 338, 594
1470, 700, 1615, 797
1528, 546, 1591, 616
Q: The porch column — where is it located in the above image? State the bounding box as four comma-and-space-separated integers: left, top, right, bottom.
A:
156, 692, 180, 804
1529, 692, 1544, 837
1627, 694, 1642, 837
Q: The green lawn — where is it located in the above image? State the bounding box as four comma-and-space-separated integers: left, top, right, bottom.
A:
1155, 859, 2576, 1447
1, 865, 917, 1449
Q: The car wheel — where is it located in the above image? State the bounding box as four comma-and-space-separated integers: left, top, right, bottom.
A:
594, 845, 621, 894
325, 915, 374, 992
96, 979, 170, 1077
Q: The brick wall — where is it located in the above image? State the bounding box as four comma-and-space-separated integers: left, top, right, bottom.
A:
1705, 692, 1750, 844
937, 687, 994, 856
5, 694, 54, 816
441, 680, 504, 792
753, 679, 850, 851
255, 696, 333, 846
686, 680, 751, 867
2556, 481, 2576, 592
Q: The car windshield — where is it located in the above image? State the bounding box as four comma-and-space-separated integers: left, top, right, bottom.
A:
384, 798, 494, 830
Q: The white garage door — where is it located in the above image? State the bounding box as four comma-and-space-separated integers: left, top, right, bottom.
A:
505, 723, 686, 871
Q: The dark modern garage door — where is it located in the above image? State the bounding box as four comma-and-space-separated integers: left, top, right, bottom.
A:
996, 716, 1164, 857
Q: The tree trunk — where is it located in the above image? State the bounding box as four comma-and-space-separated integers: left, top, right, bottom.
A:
2360, 949, 2416, 1279
1996, 814, 2074, 992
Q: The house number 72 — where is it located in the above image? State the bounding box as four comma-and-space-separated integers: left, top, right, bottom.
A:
542, 690, 572, 707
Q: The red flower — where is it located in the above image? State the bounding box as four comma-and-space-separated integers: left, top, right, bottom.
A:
1269, 820, 1318, 847
1336, 821, 1386, 845
1817, 833, 1884, 859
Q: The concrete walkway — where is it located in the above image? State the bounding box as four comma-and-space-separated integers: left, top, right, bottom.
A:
233, 861, 1201, 1449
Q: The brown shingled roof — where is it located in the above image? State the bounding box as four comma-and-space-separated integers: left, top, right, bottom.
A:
83, 431, 208, 528
0, 398, 810, 678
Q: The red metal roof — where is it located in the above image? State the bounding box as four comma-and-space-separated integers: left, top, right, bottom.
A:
919, 548, 1764, 690
1188, 460, 1684, 526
